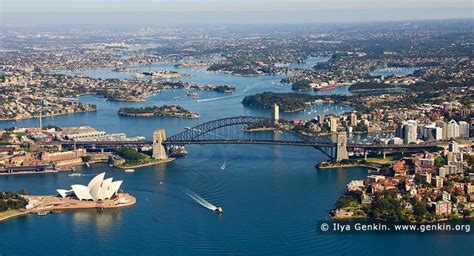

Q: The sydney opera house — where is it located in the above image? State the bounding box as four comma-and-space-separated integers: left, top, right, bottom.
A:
57, 173, 123, 201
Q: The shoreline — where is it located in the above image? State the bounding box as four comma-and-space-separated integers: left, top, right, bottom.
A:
0, 193, 136, 222
243, 127, 276, 132
115, 157, 175, 169
316, 163, 380, 170
332, 214, 474, 223
118, 113, 198, 119
0, 109, 97, 122
0, 209, 29, 222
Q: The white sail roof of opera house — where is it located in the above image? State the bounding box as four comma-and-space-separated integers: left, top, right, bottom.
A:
56, 172, 123, 201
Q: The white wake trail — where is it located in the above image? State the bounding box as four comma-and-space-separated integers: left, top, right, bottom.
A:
186, 191, 217, 211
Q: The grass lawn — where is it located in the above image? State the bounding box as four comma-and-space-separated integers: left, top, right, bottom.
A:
365, 156, 397, 164
0, 209, 20, 220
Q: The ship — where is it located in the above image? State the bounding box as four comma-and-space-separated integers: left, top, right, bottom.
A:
215, 207, 223, 214
315, 84, 336, 91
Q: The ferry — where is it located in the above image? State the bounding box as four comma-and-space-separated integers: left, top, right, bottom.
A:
215, 207, 223, 214
68, 173, 82, 177
125, 169, 135, 173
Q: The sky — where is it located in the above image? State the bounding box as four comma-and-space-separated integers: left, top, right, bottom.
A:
1, 0, 473, 25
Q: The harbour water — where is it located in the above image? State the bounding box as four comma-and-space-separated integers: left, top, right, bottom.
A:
0, 59, 471, 255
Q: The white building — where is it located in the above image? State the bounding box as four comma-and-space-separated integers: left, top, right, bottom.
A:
446, 120, 460, 139
57, 173, 123, 201
459, 121, 470, 138
402, 120, 418, 144
329, 116, 338, 133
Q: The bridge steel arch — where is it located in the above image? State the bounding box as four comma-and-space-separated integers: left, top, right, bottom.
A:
163, 116, 336, 159
165, 116, 273, 142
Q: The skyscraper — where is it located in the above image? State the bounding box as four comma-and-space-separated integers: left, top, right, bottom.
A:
398, 120, 417, 144
459, 121, 469, 137
329, 116, 338, 133
446, 119, 460, 139
350, 112, 358, 126
272, 104, 280, 123
403, 121, 417, 144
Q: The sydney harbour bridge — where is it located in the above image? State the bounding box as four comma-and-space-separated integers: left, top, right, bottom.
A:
53, 116, 441, 162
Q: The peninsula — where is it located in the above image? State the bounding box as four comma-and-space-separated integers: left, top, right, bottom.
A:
242, 92, 324, 112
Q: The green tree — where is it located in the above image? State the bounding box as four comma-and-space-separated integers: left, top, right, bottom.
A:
434, 156, 446, 168
18, 189, 27, 195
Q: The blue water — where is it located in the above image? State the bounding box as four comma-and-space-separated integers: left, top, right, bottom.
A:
0, 59, 471, 255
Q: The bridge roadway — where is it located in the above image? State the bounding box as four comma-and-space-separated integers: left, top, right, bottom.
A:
35, 116, 445, 152
49, 139, 442, 151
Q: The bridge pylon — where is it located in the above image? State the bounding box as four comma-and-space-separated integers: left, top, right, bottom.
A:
153, 129, 168, 160
336, 131, 349, 162
272, 104, 280, 124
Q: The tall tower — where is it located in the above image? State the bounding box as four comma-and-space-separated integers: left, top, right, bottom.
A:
152, 129, 168, 160
272, 104, 280, 123
335, 131, 348, 162
39, 111, 43, 129
329, 116, 338, 133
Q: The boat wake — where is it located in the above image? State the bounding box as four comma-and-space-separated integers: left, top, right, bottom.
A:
186, 191, 217, 211
196, 94, 239, 102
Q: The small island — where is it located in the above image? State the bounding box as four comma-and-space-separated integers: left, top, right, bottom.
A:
118, 105, 199, 119
242, 92, 324, 112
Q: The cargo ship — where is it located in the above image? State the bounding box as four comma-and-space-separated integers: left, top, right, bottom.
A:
315, 84, 336, 91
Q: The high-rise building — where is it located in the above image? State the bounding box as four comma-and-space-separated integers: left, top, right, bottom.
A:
436, 121, 448, 140
317, 115, 325, 125
350, 112, 358, 126
422, 123, 442, 141
446, 120, 459, 139
402, 120, 417, 144
459, 108, 470, 118
329, 116, 338, 133
272, 104, 280, 123
448, 141, 459, 153
459, 121, 469, 137
431, 176, 444, 188
395, 122, 404, 138
442, 102, 453, 112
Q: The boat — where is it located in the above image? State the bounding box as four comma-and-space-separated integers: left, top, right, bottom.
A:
315, 84, 336, 91
68, 173, 82, 177
220, 162, 227, 170
215, 207, 223, 214
37, 211, 49, 216
125, 169, 135, 173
